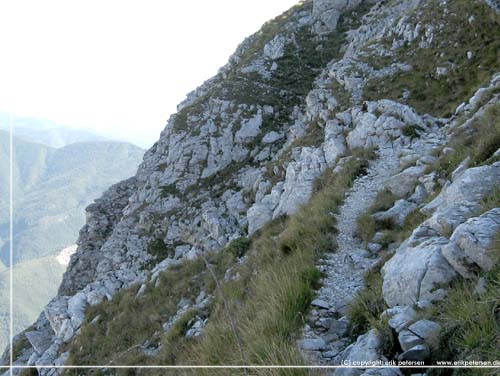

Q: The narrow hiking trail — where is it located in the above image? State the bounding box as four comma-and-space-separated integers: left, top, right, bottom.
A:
300, 147, 402, 364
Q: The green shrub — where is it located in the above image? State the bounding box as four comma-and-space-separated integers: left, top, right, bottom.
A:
402, 124, 425, 139
225, 237, 252, 259
160, 184, 181, 198
147, 238, 174, 260
19, 369, 38, 376
371, 189, 397, 213
431, 103, 500, 181
356, 189, 398, 244
481, 187, 500, 212
65, 258, 207, 369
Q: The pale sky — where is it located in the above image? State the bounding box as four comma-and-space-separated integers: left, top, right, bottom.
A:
0, 0, 299, 148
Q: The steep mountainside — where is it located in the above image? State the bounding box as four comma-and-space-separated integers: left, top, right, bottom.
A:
5, 0, 500, 375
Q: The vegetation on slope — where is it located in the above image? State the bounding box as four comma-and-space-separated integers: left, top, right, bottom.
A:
174, 0, 372, 139
430, 102, 500, 180
364, 0, 500, 118
64, 153, 371, 375
428, 238, 500, 376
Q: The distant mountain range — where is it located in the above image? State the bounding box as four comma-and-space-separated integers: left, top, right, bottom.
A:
0, 131, 145, 264
0, 113, 111, 149
0, 127, 144, 351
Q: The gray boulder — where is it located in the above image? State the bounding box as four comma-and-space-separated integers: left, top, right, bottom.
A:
398, 320, 441, 352
421, 163, 500, 236
25, 332, 52, 356
382, 238, 457, 307
273, 147, 327, 218
408, 184, 429, 205
247, 182, 284, 234
323, 120, 347, 165
442, 208, 500, 278
384, 166, 427, 199
234, 113, 262, 143
263, 35, 287, 60
384, 306, 418, 333
67, 292, 87, 329
373, 199, 418, 226
313, 0, 366, 31
298, 338, 327, 351
262, 131, 284, 144
334, 329, 385, 376
398, 344, 430, 361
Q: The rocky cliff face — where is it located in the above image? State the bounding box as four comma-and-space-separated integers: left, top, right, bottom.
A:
5, 0, 500, 374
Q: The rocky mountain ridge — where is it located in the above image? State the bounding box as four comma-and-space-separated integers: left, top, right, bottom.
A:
4, 0, 500, 374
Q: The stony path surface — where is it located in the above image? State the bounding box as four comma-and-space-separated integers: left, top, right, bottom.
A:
299, 147, 402, 365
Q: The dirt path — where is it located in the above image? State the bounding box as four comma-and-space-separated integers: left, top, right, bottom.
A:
300, 147, 402, 364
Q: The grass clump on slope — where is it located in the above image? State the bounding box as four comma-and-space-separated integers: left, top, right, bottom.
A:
431, 103, 500, 180
429, 238, 500, 375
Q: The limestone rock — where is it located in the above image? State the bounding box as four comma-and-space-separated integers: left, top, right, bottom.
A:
334, 329, 384, 376
263, 35, 288, 60
247, 182, 284, 234
67, 293, 87, 329
384, 306, 418, 333
373, 199, 417, 226
384, 166, 427, 199
398, 320, 440, 353
442, 208, 500, 278
421, 163, 500, 237
298, 338, 327, 351
262, 131, 284, 144
25, 332, 52, 356
235, 113, 262, 143
273, 147, 327, 218
398, 344, 430, 361
382, 238, 457, 307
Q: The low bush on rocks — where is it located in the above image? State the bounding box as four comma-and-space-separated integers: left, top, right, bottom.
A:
147, 238, 174, 260
432, 103, 500, 179
65, 258, 208, 368
357, 213, 377, 244
481, 187, 500, 213
347, 266, 385, 336
225, 237, 252, 259
402, 124, 426, 139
